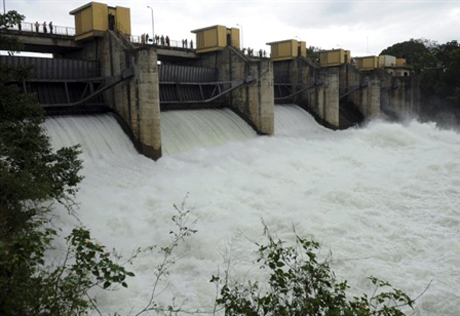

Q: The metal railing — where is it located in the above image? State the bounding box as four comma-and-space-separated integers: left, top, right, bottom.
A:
241, 47, 269, 58
128, 34, 195, 50
4, 21, 75, 36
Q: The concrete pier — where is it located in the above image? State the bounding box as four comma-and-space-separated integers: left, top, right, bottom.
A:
103, 32, 162, 159
224, 48, 274, 135
273, 57, 340, 129
187, 47, 274, 135
66, 31, 162, 159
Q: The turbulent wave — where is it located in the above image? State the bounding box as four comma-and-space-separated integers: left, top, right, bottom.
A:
43, 108, 460, 315
43, 114, 138, 160
274, 104, 331, 137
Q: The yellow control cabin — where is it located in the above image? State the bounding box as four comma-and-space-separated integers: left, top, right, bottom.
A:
353, 55, 411, 76
319, 49, 351, 67
354, 56, 379, 71
396, 58, 407, 67
191, 25, 240, 54
378, 55, 396, 68
70, 1, 131, 41
266, 40, 306, 61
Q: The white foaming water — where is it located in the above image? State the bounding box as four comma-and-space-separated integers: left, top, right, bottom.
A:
44, 114, 138, 160
43, 105, 460, 315
161, 108, 257, 155
274, 104, 332, 137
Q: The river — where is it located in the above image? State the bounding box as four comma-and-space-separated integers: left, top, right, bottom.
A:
44, 105, 460, 315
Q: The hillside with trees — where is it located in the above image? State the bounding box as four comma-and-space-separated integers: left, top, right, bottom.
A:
380, 39, 460, 126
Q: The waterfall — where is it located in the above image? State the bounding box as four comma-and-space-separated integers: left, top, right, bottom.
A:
43, 107, 460, 315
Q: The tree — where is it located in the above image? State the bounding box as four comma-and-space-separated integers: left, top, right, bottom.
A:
0, 10, 83, 314
307, 45, 322, 62
382, 38, 460, 124
430, 41, 460, 103
379, 39, 431, 69
0, 10, 25, 54
0, 11, 136, 315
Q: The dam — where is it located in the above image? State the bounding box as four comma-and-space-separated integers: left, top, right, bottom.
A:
0, 1, 419, 161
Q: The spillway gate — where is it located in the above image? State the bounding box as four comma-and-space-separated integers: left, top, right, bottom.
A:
0, 56, 135, 115
159, 64, 253, 110
273, 69, 323, 103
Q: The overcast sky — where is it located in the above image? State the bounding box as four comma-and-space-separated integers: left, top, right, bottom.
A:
4, 0, 460, 56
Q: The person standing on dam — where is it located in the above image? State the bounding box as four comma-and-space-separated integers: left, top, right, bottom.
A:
49, 21, 53, 34
35, 21, 39, 32
43, 21, 47, 33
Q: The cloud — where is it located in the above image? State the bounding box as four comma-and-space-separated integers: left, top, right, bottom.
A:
5, 0, 460, 57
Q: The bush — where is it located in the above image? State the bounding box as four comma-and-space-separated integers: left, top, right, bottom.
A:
0, 10, 135, 315
212, 226, 415, 316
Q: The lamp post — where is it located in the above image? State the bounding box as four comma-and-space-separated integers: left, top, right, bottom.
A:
236, 23, 243, 49
3, 0, 6, 14
147, 6, 154, 42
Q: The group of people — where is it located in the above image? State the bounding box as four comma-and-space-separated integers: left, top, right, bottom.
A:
181, 39, 193, 49
242, 47, 267, 58
140, 34, 193, 50
141, 34, 171, 46
34, 21, 53, 34
157, 35, 170, 46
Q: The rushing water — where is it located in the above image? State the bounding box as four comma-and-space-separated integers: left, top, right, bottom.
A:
43, 105, 460, 315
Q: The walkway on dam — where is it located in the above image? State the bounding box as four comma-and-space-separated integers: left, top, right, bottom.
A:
1, 20, 270, 60
0, 20, 199, 60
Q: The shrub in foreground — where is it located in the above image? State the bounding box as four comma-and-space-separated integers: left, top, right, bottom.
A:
212, 226, 414, 316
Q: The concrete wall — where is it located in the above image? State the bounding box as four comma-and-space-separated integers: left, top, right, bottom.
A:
271, 58, 420, 129
64, 31, 162, 160
273, 57, 340, 129
358, 76, 381, 118
223, 48, 274, 135
341, 64, 380, 119
379, 70, 420, 118
103, 32, 161, 159
322, 67, 340, 127
186, 47, 274, 135
342, 66, 420, 121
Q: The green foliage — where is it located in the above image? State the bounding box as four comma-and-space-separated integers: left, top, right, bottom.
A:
67, 228, 135, 290
0, 10, 25, 53
307, 46, 323, 62
379, 38, 431, 69
382, 38, 460, 122
0, 10, 137, 315
422, 40, 460, 103
36, 228, 135, 315
212, 226, 415, 316
0, 10, 81, 315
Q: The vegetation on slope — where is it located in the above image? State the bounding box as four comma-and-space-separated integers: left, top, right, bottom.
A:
0, 11, 134, 315
381, 39, 460, 125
